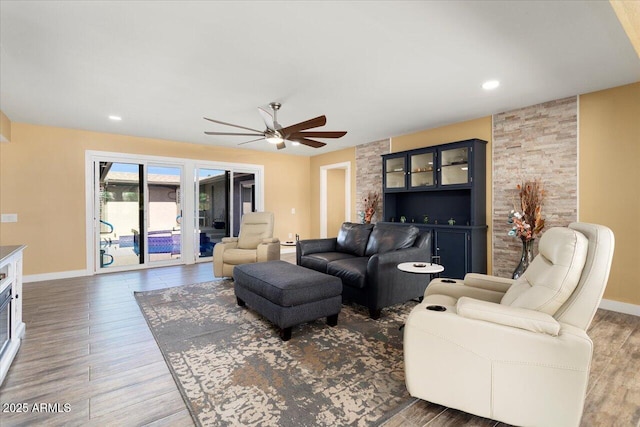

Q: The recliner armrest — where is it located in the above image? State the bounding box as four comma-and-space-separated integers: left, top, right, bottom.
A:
463, 273, 514, 293
456, 297, 561, 336
257, 239, 281, 262
424, 281, 505, 303
261, 237, 280, 244
221, 237, 238, 244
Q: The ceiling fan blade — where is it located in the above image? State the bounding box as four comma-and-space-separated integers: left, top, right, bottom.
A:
289, 131, 347, 139
204, 131, 264, 136
292, 137, 326, 148
237, 137, 265, 146
258, 107, 275, 130
280, 115, 327, 137
276, 141, 286, 150
203, 117, 263, 133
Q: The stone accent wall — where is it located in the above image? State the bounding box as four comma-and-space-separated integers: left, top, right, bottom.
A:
492, 97, 578, 277
355, 139, 390, 223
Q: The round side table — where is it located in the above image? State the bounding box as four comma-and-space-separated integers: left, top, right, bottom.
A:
397, 262, 444, 275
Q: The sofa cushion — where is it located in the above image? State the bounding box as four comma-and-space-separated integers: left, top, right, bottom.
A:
336, 222, 374, 256
501, 227, 588, 315
365, 223, 420, 256
327, 257, 369, 289
300, 252, 356, 273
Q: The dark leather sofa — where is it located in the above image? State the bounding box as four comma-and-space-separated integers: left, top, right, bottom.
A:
296, 222, 432, 319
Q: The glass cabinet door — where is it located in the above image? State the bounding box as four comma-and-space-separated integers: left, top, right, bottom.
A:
385, 156, 406, 189
440, 146, 469, 185
409, 151, 435, 188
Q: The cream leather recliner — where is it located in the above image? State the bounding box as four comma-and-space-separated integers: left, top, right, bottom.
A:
404, 222, 615, 427
213, 211, 280, 277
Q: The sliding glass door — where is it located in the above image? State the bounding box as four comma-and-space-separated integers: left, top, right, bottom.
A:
232, 172, 256, 236
98, 162, 144, 268
96, 162, 184, 271
196, 169, 229, 259
195, 170, 257, 258
89, 151, 264, 273
147, 165, 183, 264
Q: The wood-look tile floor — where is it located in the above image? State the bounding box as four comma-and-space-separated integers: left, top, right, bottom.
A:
1, 262, 638, 426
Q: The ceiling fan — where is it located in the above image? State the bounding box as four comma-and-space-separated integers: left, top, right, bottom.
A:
204, 102, 347, 150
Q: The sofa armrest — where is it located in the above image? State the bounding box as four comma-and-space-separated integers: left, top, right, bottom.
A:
365, 245, 432, 305
372, 246, 431, 268
297, 238, 337, 255
261, 237, 280, 244
296, 238, 337, 264
221, 237, 238, 244
456, 297, 561, 336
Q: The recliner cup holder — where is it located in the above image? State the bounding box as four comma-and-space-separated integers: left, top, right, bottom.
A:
426, 305, 446, 312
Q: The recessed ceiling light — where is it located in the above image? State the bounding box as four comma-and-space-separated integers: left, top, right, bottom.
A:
291, 141, 300, 146
108, 115, 122, 121
482, 80, 500, 90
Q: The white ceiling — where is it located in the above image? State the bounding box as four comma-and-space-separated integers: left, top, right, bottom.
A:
1, 1, 639, 156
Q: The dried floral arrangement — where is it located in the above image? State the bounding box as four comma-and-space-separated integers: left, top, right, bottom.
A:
363, 191, 380, 223
508, 179, 545, 242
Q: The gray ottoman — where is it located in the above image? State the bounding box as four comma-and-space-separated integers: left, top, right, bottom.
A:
233, 260, 343, 341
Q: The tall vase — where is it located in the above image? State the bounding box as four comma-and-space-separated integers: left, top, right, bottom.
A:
512, 238, 534, 279
364, 208, 374, 224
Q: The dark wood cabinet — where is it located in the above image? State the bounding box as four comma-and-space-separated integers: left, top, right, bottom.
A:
433, 226, 487, 279
381, 139, 487, 278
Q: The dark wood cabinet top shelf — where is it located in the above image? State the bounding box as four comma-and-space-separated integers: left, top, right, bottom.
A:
381, 139, 487, 278
382, 138, 486, 226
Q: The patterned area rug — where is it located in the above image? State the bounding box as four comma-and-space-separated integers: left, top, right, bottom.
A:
134, 279, 417, 426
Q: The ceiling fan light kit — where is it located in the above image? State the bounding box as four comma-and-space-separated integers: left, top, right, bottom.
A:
204, 102, 347, 150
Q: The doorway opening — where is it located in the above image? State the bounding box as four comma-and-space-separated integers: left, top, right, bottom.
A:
320, 162, 351, 238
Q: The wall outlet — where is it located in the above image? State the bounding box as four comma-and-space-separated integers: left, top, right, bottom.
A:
288, 233, 293, 239
291, 208, 296, 214
1, 213, 18, 223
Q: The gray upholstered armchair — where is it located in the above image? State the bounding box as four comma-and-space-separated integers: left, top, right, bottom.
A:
213, 211, 280, 277
403, 222, 615, 427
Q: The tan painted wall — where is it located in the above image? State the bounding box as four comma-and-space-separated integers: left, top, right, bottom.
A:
579, 82, 640, 305
391, 117, 493, 274
0, 122, 311, 275
0, 110, 11, 142
309, 148, 357, 239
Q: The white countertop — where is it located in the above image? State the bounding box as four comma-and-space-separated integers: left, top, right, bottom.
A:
0, 245, 26, 264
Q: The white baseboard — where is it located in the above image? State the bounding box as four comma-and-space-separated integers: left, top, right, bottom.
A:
599, 298, 640, 317
24, 269, 90, 283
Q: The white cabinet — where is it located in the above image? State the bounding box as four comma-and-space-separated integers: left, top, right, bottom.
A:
0, 245, 26, 385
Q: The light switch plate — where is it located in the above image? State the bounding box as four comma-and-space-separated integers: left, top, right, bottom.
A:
1, 213, 18, 223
